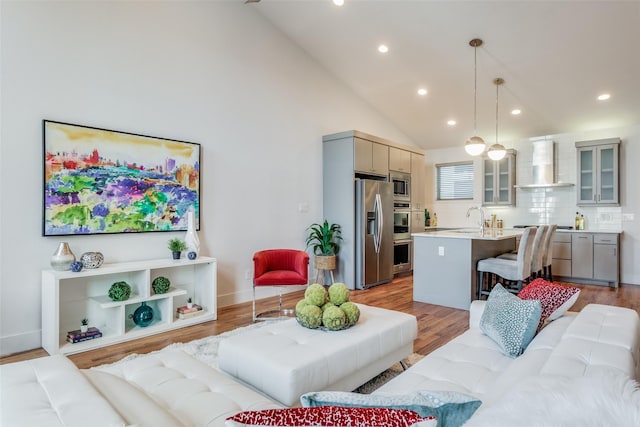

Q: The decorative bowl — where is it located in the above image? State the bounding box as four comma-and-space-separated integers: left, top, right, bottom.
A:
81, 251, 104, 269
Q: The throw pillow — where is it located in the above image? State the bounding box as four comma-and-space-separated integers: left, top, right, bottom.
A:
301, 390, 481, 427
518, 278, 580, 328
225, 406, 437, 427
479, 283, 542, 358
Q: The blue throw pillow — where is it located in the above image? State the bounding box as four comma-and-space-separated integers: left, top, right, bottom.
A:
479, 283, 542, 358
300, 390, 481, 427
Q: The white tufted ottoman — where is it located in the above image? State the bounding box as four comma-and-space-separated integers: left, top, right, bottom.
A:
218, 303, 418, 406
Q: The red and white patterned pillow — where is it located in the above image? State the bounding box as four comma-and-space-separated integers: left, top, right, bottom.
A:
518, 278, 580, 327
225, 406, 437, 427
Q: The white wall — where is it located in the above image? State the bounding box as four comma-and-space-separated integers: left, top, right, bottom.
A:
424, 125, 640, 285
0, 1, 416, 355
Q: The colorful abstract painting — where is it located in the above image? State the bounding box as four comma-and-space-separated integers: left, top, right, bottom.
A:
43, 120, 200, 236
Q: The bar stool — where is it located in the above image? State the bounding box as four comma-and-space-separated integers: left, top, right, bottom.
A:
477, 227, 537, 299
498, 224, 549, 280
542, 224, 558, 280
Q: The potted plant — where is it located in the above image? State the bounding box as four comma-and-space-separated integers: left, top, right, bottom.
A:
168, 238, 187, 259
187, 297, 193, 309
81, 318, 89, 333
305, 220, 342, 271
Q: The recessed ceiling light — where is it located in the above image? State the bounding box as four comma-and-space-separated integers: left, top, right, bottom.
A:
333, 0, 344, 6
597, 93, 610, 101
417, 88, 427, 96
377, 44, 389, 53
447, 120, 457, 126
511, 109, 521, 115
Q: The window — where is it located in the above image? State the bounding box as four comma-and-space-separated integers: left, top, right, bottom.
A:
436, 162, 474, 200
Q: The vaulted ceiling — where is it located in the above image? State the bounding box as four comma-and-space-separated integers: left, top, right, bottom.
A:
251, 1, 640, 150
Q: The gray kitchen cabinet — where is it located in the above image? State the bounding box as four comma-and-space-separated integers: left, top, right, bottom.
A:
576, 138, 620, 206
551, 232, 572, 277
593, 234, 619, 285
410, 153, 426, 211
571, 233, 593, 279
389, 147, 411, 173
354, 138, 389, 176
322, 130, 425, 287
553, 231, 619, 287
482, 149, 516, 206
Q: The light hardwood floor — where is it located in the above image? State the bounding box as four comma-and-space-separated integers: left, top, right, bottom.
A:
2, 275, 639, 369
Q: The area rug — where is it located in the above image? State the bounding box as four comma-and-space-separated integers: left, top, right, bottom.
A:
97, 321, 423, 393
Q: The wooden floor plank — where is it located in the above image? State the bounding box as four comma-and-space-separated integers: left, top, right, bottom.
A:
1, 276, 638, 369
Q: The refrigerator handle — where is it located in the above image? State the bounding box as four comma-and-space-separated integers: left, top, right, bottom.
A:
375, 193, 383, 253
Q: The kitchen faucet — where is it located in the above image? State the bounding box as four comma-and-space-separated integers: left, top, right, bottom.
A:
466, 206, 486, 234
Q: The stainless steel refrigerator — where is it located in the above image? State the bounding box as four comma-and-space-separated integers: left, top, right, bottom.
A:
355, 179, 394, 289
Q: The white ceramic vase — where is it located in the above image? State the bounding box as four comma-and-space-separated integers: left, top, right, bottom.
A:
184, 208, 200, 257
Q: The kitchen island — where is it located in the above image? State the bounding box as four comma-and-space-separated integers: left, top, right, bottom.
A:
412, 228, 522, 310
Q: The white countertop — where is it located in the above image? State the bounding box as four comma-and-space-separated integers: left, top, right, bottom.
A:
421, 227, 622, 235
555, 229, 622, 234
413, 228, 522, 241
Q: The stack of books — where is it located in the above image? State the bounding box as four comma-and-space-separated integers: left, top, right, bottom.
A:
176, 304, 203, 319
67, 327, 102, 343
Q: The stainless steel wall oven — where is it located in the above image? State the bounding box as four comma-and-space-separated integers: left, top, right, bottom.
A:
393, 240, 412, 274
393, 203, 411, 241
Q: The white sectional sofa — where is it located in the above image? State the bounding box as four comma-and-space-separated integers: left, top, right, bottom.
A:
1, 301, 639, 426
375, 301, 640, 424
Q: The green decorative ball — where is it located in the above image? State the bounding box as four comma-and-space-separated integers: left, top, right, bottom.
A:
151, 276, 171, 294
305, 283, 328, 306
340, 302, 360, 326
328, 282, 350, 305
322, 305, 347, 331
295, 299, 311, 314
297, 305, 323, 329
322, 301, 336, 312
108, 281, 131, 301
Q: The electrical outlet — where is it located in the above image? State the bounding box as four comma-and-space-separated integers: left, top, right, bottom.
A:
438, 246, 445, 256
245, 269, 253, 280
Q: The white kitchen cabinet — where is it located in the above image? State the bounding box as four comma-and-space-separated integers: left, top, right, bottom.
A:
42, 257, 217, 355
410, 153, 426, 211
482, 150, 516, 206
576, 138, 620, 206
389, 147, 411, 173
354, 138, 389, 176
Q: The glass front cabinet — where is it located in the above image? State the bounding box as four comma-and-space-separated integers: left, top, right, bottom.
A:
482, 149, 516, 206
575, 138, 620, 206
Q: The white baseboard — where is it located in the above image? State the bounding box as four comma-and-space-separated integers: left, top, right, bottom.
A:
0, 329, 42, 357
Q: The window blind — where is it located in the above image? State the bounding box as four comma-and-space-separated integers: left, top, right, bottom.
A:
436, 162, 474, 200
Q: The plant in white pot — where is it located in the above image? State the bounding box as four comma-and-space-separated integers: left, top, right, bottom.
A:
305, 220, 342, 272
80, 318, 89, 333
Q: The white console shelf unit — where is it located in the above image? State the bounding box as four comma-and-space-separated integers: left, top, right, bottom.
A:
42, 256, 217, 355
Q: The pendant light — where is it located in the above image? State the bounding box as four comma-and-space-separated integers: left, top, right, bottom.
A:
464, 38, 486, 156
487, 78, 506, 161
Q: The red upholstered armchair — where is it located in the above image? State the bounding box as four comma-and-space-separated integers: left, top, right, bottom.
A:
253, 249, 310, 321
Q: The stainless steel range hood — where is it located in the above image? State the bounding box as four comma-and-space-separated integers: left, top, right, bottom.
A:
514, 139, 574, 188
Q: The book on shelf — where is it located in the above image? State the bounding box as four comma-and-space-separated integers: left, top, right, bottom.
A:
67, 332, 103, 344
178, 309, 205, 320
67, 327, 101, 339
176, 304, 202, 314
